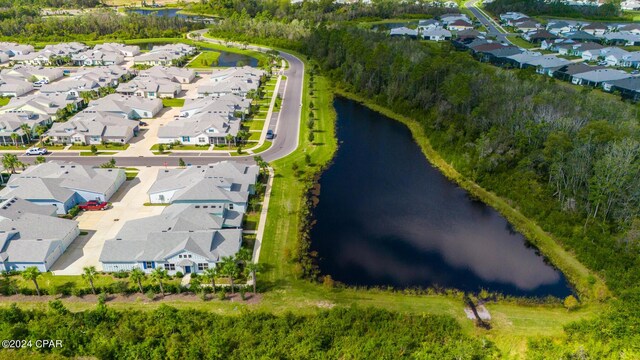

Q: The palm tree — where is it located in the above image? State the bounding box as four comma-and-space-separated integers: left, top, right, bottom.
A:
202, 267, 217, 295
21, 266, 41, 296
236, 248, 252, 265
20, 124, 31, 144
130, 268, 145, 294
220, 256, 239, 295
2, 154, 19, 174
150, 268, 168, 296
82, 266, 98, 295
244, 262, 261, 294
10, 133, 19, 148
225, 134, 234, 149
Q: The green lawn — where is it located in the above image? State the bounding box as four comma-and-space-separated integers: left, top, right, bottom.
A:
251, 140, 272, 154
244, 120, 265, 131
507, 35, 535, 49
162, 98, 185, 107
151, 143, 208, 151
69, 144, 129, 151
248, 131, 261, 141
0, 97, 10, 106
187, 51, 221, 68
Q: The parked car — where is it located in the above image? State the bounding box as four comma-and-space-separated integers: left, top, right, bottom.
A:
139, 121, 148, 126
266, 130, 275, 140
78, 201, 109, 211
25, 147, 47, 155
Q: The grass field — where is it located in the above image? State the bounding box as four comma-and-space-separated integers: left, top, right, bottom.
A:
79, 151, 117, 156
69, 144, 129, 151
162, 98, 185, 107
187, 51, 221, 68
151, 143, 208, 151
507, 35, 536, 49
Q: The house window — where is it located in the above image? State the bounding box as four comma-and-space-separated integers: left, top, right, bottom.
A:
229, 204, 234, 210
182, 136, 190, 142
164, 263, 175, 271
197, 263, 208, 270
144, 261, 153, 269
199, 137, 206, 143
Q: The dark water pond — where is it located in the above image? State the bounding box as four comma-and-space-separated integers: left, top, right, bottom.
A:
127, 8, 216, 23
309, 97, 573, 298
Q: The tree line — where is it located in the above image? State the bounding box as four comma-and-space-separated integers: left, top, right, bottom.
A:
0, 303, 496, 359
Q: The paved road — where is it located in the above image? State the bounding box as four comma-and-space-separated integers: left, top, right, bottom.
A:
466, 0, 513, 45
13, 33, 304, 167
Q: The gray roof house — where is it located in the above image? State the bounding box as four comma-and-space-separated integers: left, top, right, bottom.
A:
1, 65, 64, 83
390, 27, 418, 38
116, 78, 181, 99
71, 50, 124, 67
0, 93, 82, 121
0, 197, 79, 272
158, 111, 240, 146
603, 76, 640, 100
180, 94, 250, 118
139, 66, 196, 84
198, 66, 264, 98
83, 94, 163, 119
0, 112, 51, 146
0, 42, 34, 57
506, 52, 571, 75
571, 68, 632, 87
47, 112, 139, 145
422, 28, 452, 41
0, 161, 126, 214
12, 42, 87, 66
93, 43, 141, 57
0, 75, 33, 97
100, 204, 243, 275
133, 43, 196, 66
147, 161, 259, 212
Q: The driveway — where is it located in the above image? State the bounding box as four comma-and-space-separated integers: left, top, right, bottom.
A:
50, 167, 164, 274
116, 107, 180, 157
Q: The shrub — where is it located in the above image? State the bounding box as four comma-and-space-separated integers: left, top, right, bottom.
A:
97, 293, 107, 306
68, 206, 81, 218
145, 290, 155, 300
113, 271, 129, 279
564, 295, 579, 311
174, 272, 184, 278
109, 281, 129, 294
218, 289, 227, 301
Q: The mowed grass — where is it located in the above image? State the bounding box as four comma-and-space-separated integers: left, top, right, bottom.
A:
187, 51, 221, 68
162, 98, 185, 107
507, 35, 536, 49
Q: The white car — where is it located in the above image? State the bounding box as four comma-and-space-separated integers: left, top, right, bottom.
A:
25, 147, 47, 155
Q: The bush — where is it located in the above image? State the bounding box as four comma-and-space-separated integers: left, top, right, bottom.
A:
174, 271, 184, 278
68, 206, 81, 218
218, 289, 227, 301
564, 295, 579, 311
113, 271, 129, 279
109, 281, 129, 294
145, 290, 155, 300
97, 293, 107, 305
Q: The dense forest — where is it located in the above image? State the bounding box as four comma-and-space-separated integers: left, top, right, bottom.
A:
485, 0, 624, 20
0, 303, 496, 359
0, 0, 101, 9
0, 11, 203, 41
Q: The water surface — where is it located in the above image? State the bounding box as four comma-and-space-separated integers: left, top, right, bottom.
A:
309, 97, 573, 298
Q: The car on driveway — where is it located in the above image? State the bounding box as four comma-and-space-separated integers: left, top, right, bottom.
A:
139, 121, 148, 126
25, 147, 47, 155
78, 201, 109, 211
266, 130, 275, 140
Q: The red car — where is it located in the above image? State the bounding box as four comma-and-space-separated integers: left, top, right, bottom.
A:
78, 201, 109, 211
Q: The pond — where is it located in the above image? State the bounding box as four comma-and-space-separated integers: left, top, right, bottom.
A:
309, 97, 573, 298
127, 8, 216, 23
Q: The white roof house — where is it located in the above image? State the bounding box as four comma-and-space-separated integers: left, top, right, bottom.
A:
158, 111, 240, 146
571, 69, 633, 87
0, 197, 79, 272
71, 50, 124, 67
83, 94, 163, 119
133, 43, 196, 66
116, 66, 194, 99
0, 112, 51, 145
0, 75, 33, 97
1, 65, 64, 83
422, 28, 452, 41
94, 43, 141, 57
197, 67, 264, 98
0, 42, 34, 57
12, 42, 87, 66
0, 93, 82, 121
0, 161, 126, 214
47, 112, 139, 145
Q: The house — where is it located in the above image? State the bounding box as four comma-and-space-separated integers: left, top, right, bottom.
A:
197, 67, 264, 98
547, 21, 574, 35
421, 28, 452, 41
603, 76, 640, 100
93, 43, 141, 57
571, 69, 632, 87
0, 112, 51, 146
47, 112, 139, 145
553, 63, 604, 82
1, 66, 64, 83
12, 42, 87, 66
602, 47, 631, 66
0, 93, 83, 121
83, 94, 163, 119
499, 12, 528, 25
481, 46, 525, 66
506, 52, 571, 75
602, 32, 640, 46
621, 52, 640, 68
622, 0, 640, 10
139, 66, 196, 84
147, 161, 259, 209
581, 22, 607, 35
99, 204, 243, 275
568, 42, 604, 57
116, 78, 181, 99
447, 20, 474, 32
440, 13, 470, 26
514, 20, 540, 33
0, 42, 34, 57
523, 30, 557, 43
40, 66, 131, 99
390, 27, 418, 38
417, 19, 441, 31
564, 30, 599, 43
0, 75, 33, 97
455, 29, 482, 42
158, 111, 240, 146
0, 161, 126, 214
71, 50, 124, 66
180, 94, 250, 118
0, 197, 79, 272
617, 23, 640, 35
133, 43, 196, 66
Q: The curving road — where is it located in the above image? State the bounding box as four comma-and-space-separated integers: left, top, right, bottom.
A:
13, 33, 304, 167
466, 0, 513, 45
